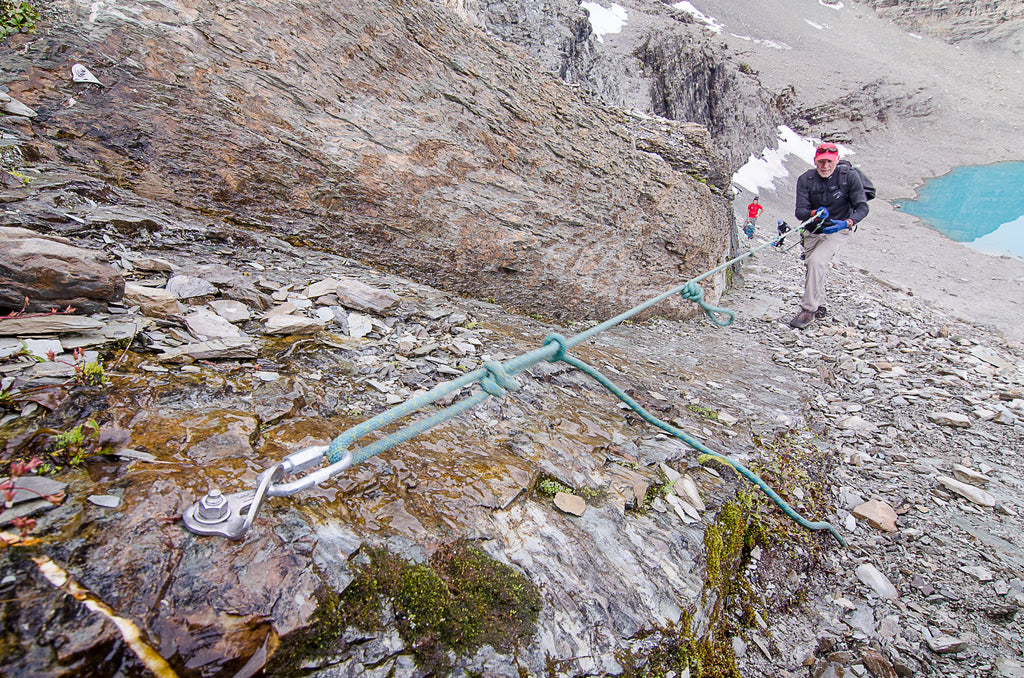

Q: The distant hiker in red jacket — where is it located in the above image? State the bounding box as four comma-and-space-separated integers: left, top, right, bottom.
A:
744, 197, 764, 239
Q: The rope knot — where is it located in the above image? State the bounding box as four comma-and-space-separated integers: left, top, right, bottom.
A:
480, 360, 520, 398
543, 333, 570, 362
678, 281, 705, 303
679, 281, 735, 327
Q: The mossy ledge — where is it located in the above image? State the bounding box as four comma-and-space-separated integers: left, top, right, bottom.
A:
266, 539, 542, 676
617, 494, 764, 678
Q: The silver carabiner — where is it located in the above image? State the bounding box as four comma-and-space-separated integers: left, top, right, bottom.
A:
182, 445, 354, 539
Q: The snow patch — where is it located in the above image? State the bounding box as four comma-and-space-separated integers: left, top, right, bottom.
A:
672, 1, 724, 34
581, 2, 628, 43
731, 126, 853, 195
728, 33, 791, 50
972, 214, 1024, 259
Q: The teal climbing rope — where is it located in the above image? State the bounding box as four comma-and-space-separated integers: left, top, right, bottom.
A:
543, 333, 845, 546
318, 221, 845, 546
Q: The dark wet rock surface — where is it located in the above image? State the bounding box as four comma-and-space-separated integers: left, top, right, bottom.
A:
1, 214, 1021, 676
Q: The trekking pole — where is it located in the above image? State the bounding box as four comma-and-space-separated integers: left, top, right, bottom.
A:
770, 214, 839, 254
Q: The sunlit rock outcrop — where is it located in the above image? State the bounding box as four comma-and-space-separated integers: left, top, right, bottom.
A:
2, 0, 734, 324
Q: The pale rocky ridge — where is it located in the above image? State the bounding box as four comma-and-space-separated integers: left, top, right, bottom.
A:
861, 0, 1024, 56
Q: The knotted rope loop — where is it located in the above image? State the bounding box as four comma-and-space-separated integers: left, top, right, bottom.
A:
543, 333, 570, 362
480, 360, 520, 398
678, 280, 705, 303
327, 439, 349, 464
678, 281, 736, 327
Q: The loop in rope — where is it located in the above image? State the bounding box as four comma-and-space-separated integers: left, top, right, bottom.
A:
543, 333, 570, 362
480, 360, 520, 398
679, 281, 735, 327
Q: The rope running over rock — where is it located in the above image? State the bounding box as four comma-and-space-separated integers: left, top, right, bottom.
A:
322, 222, 845, 546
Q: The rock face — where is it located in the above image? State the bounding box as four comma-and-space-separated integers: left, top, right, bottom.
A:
0, 227, 124, 313
4, 1, 1024, 678
861, 0, 1024, 55
1, 0, 734, 325
475, 0, 785, 169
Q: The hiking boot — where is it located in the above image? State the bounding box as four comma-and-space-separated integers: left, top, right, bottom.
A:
789, 309, 816, 329
815, 305, 827, 319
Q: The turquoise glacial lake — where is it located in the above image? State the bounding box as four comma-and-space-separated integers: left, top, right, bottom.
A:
895, 161, 1024, 260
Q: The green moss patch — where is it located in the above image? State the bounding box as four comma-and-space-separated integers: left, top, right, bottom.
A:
617, 494, 764, 678
268, 540, 541, 676
686, 403, 719, 420
749, 428, 834, 547
535, 475, 574, 497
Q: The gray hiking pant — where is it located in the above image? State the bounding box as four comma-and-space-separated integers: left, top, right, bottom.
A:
801, 229, 851, 312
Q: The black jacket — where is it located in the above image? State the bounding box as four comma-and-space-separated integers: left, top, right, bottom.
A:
795, 163, 870, 228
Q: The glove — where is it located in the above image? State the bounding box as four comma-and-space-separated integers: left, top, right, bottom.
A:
813, 207, 829, 221
821, 219, 851, 234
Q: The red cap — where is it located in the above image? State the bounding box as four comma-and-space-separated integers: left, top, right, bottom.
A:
815, 143, 839, 161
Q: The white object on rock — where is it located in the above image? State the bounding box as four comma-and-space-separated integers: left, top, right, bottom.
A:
183, 308, 242, 341
928, 411, 971, 428
264, 314, 323, 336
553, 491, 586, 516
0, 91, 37, 117
855, 562, 899, 600
673, 474, 706, 511
72, 63, 103, 85
208, 300, 251, 323
347, 312, 373, 339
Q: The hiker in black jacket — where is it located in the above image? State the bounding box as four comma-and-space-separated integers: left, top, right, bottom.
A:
790, 142, 870, 329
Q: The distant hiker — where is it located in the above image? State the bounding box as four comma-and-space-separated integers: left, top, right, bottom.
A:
789, 142, 869, 329
744, 197, 764, 238
773, 219, 789, 247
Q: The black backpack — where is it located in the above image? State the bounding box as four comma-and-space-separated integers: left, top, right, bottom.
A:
837, 159, 876, 201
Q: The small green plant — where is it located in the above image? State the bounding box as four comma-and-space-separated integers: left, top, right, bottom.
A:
738, 62, 755, 75
74, 357, 106, 385
536, 476, 574, 497
6, 169, 31, 185
641, 471, 675, 511
44, 347, 106, 385
686, 403, 719, 420
53, 419, 100, 466
0, 0, 39, 37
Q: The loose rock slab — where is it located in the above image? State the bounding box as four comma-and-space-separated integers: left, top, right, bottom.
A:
937, 475, 996, 507
851, 499, 898, 532
553, 492, 586, 516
